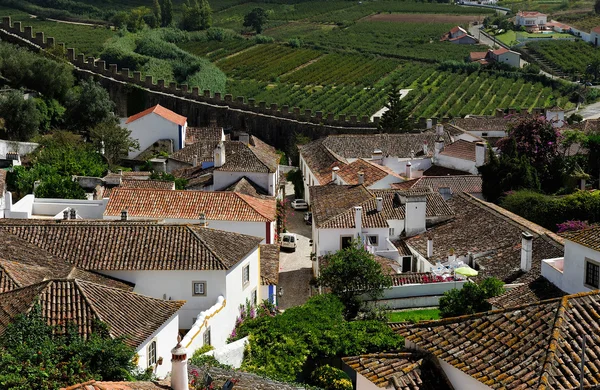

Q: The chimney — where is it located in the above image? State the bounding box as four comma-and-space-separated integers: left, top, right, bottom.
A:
426, 119, 433, 129
404, 193, 427, 237
192, 155, 198, 167
63, 209, 69, 220
199, 212, 208, 227
475, 142, 486, 167
69, 208, 77, 220
422, 141, 428, 156
372, 149, 383, 163
434, 137, 445, 159
358, 171, 364, 185
170, 336, 189, 390
121, 209, 128, 221
238, 132, 250, 145
118, 169, 123, 176
376, 197, 383, 212
213, 141, 225, 168
435, 124, 444, 136
405, 162, 412, 179
427, 236, 433, 258
354, 206, 362, 233
332, 166, 340, 184
521, 232, 533, 272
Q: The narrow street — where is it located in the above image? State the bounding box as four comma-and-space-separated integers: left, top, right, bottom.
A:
277, 181, 314, 310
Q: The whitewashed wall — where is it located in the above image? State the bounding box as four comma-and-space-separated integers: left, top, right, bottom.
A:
204, 336, 249, 369
136, 312, 180, 379
556, 240, 600, 294
181, 296, 228, 353
5, 195, 108, 219
0, 139, 38, 158
121, 114, 184, 159
213, 171, 277, 196
435, 155, 478, 174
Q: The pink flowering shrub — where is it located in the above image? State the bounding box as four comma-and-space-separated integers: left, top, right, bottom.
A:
557, 220, 590, 233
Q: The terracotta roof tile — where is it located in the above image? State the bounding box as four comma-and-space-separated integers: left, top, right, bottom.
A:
469, 51, 487, 61
62, 380, 170, 390
562, 225, 600, 251
185, 126, 224, 145
105, 188, 275, 222
439, 139, 477, 161
517, 10, 546, 17
189, 365, 306, 390
260, 244, 280, 285
104, 171, 152, 180
0, 223, 262, 271
225, 177, 268, 197
0, 279, 184, 347
401, 290, 600, 389
337, 159, 402, 186
103, 179, 175, 198
449, 117, 512, 132
125, 104, 187, 126
412, 175, 482, 194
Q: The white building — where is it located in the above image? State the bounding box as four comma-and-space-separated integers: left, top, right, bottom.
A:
0, 170, 6, 218
434, 139, 487, 175
104, 188, 277, 244
0, 278, 183, 379
121, 104, 188, 159
592, 26, 600, 46
4, 193, 109, 219
515, 10, 547, 29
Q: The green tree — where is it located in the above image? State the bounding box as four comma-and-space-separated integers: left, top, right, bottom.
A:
150, 171, 188, 190
160, 0, 174, 27
35, 97, 66, 133
65, 78, 116, 133
90, 121, 140, 168
286, 169, 304, 199
439, 277, 504, 318
0, 305, 136, 389
181, 0, 212, 31
35, 173, 87, 199
596, 0, 600, 15
127, 7, 150, 32
318, 241, 392, 319
243, 8, 268, 34
377, 85, 411, 133
0, 90, 40, 141
152, 0, 162, 28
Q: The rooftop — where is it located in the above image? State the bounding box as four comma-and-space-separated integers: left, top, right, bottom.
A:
0, 279, 184, 347
259, 244, 280, 285
0, 223, 262, 271
422, 165, 471, 176
125, 104, 187, 126
105, 188, 275, 222
62, 381, 170, 390
102, 179, 175, 198
399, 290, 600, 389
517, 10, 546, 17
401, 175, 483, 194
185, 126, 224, 145
449, 117, 512, 132
225, 176, 268, 197
439, 139, 477, 162
337, 159, 402, 186
562, 225, 600, 252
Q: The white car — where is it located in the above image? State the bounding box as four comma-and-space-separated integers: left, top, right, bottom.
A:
280, 233, 297, 251
291, 199, 308, 210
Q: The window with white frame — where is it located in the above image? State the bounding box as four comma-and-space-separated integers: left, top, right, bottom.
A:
242, 264, 250, 286
147, 340, 157, 367
585, 259, 600, 289
203, 327, 211, 346
367, 235, 379, 246
389, 228, 395, 237
192, 281, 206, 296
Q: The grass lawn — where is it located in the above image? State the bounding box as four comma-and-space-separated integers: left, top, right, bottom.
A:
494, 30, 575, 46
387, 308, 440, 323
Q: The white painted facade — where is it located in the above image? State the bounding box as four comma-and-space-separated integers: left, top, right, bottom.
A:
135, 312, 180, 378
213, 168, 279, 197
515, 12, 547, 27
542, 240, 600, 294
433, 154, 478, 174
4, 194, 108, 219
495, 50, 521, 68
121, 113, 187, 159
0, 139, 38, 160
591, 29, 600, 46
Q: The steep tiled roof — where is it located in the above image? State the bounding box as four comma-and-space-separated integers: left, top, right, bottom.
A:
125, 104, 187, 126
62, 380, 169, 390
337, 159, 402, 186
185, 126, 224, 145
343, 352, 453, 390
0, 279, 184, 347
104, 171, 151, 180
247, 135, 280, 172
562, 225, 600, 251
411, 175, 482, 194
422, 165, 471, 176
0, 169, 6, 194
390, 273, 437, 286
190, 365, 307, 390
0, 230, 132, 293
0, 223, 262, 271
217, 141, 276, 173
449, 117, 511, 132
439, 139, 476, 161
103, 179, 175, 198
400, 290, 600, 389
469, 51, 487, 61
390, 179, 420, 190
225, 177, 268, 197
169, 140, 217, 164
172, 165, 215, 190
372, 189, 454, 219
298, 138, 346, 185
105, 188, 275, 222
374, 255, 401, 275
260, 244, 280, 285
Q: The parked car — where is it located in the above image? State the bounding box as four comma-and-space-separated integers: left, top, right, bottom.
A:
280, 233, 297, 251
291, 199, 308, 210
304, 212, 312, 225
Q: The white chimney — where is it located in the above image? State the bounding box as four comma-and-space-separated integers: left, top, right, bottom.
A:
213, 141, 225, 168
475, 142, 486, 167
422, 141, 428, 156
358, 171, 364, 185
436, 124, 444, 136
170, 337, 189, 390
426, 119, 433, 129
521, 232, 533, 272
405, 162, 412, 179
372, 149, 383, 163
404, 193, 427, 237
434, 138, 445, 159
332, 166, 340, 184
199, 212, 208, 227
192, 155, 198, 167
238, 132, 250, 145
376, 197, 383, 212
427, 236, 433, 258
354, 206, 362, 233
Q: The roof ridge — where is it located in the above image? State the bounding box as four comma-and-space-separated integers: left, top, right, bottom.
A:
234, 193, 272, 221
70, 279, 109, 337
316, 184, 372, 227
245, 142, 273, 172
537, 295, 570, 389
0, 260, 20, 288
185, 226, 228, 270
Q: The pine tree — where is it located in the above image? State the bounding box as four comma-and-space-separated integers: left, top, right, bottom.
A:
153, 0, 162, 28
377, 85, 411, 133
161, 0, 173, 27
199, 0, 212, 30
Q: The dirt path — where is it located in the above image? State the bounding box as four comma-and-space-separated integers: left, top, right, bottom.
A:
365, 13, 486, 24
29, 14, 107, 28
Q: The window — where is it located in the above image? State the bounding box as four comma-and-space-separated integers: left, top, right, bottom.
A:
203, 327, 211, 346
252, 289, 257, 305
147, 340, 157, 367
481, 132, 488, 137
242, 264, 250, 286
367, 235, 379, 246
585, 259, 600, 288
389, 228, 395, 237
192, 281, 206, 296
340, 235, 353, 249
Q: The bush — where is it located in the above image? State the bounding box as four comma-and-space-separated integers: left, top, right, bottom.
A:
288, 38, 303, 48
255, 34, 275, 44
311, 365, 353, 390
439, 278, 504, 318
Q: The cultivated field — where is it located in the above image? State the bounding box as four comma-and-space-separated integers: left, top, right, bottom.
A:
364, 13, 486, 24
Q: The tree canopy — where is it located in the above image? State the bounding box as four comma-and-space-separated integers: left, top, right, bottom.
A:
318, 240, 392, 319
181, 0, 212, 31
0, 89, 41, 141
90, 121, 139, 169
243, 8, 268, 34
65, 78, 117, 133
377, 85, 411, 133
439, 278, 504, 318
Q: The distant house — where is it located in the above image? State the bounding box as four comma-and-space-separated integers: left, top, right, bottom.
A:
592, 26, 600, 46
441, 26, 478, 44
514, 10, 547, 30
121, 105, 188, 159
470, 48, 521, 68
434, 139, 487, 175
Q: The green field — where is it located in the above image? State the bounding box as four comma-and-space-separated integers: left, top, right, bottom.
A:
494, 30, 574, 47
387, 308, 440, 322
527, 39, 600, 76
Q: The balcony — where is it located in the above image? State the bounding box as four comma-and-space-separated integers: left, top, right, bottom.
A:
541, 257, 564, 291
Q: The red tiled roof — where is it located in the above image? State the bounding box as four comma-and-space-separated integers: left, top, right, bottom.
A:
593, 26, 600, 34
125, 104, 187, 126
439, 139, 477, 162
337, 159, 402, 186
449, 26, 461, 34
105, 188, 275, 222
517, 10, 546, 17
62, 380, 170, 390
259, 244, 280, 285
412, 175, 482, 194
562, 225, 600, 251
469, 51, 487, 61
492, 47, 510, 55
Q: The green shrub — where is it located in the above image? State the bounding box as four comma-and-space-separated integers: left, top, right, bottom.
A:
255, 34, 275, 44
288, 38, 302, 48
311, 365, 352, 390
439, 278, 505, 318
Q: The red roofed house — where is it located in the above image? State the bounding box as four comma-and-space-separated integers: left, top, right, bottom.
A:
441, 26, 478, 44
469, 48, 521, 68
592, 26, 600, 46
515, 10, 547, 31
121, 105, 188, 159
